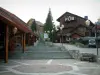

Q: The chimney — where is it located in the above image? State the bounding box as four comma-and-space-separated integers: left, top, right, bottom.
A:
84, 16, 88, 20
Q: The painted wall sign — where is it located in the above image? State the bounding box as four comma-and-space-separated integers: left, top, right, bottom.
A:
65, 16, 75, 22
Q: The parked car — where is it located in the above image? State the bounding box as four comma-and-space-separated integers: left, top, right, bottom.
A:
88, 39, 96, 47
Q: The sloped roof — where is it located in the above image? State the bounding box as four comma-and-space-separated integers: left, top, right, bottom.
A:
27, 18, 43, 27
92, 25, 100, 32
0, 7, 32, 33
36, 21, 44, 26
57, 11, 94, 27
27, 18, 35, 29
27, 18, 44, 31
57, 12, 86, 22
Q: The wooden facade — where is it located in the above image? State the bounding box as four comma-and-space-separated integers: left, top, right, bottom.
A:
56, 12, 94, 43
92, 24, 100, 37
0, 7, 34, 63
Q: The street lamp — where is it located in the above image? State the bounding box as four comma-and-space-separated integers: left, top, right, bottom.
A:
85, 19, 98, 56
95, 22, 98, 56
59, 24, 64, 46
47, 30, 50, 41
96, 18, 100, 56
51, 30, 54, 44
85, 19, 90, 36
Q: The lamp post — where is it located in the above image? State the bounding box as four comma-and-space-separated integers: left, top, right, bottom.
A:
85, 19, 91, 36
96, 18, 100, 56
85, 20, 90, 36
47, 30, 50, 41
85, 19, 98, 56
51, 30, 54, 43
55, 27, 59, 43
95, 22, 98, 56
59, 25, 64, 46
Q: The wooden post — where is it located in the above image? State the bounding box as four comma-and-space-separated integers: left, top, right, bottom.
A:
22, 33, 26, 53
21, 34, 23, 46
27, 33, 30, 45
5, 25, 8, 63
28, 34, 31, 45
21, 33, 24, 53
23, 33, 26, 52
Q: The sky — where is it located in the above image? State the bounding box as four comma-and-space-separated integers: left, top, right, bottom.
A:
0, 0, 100, 25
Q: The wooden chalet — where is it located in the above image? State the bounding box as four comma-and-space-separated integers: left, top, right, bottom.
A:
0, 7, 34, 63
56, 12, 94, 43
26, 19, 38, 45
27, 19, 44, 43
92, 24, 100, 37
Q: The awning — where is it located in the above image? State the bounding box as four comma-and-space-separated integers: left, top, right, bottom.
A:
0, 7, 32, 33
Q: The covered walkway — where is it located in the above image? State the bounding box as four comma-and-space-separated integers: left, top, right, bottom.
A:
0, 7, 34, 63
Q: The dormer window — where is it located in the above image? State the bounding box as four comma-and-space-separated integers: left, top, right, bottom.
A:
78, 27, 86, 32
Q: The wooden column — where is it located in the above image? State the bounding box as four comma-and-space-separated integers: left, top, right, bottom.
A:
23, 33, 26, 52
21, 34, 24, 53
5, 25, 9, 63
27, 33, 29, 45
22, 33, 26, 53
28, 34, 30, 45
21, 34, 23, 46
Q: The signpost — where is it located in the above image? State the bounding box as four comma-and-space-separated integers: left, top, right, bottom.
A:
44, 33, 48, 41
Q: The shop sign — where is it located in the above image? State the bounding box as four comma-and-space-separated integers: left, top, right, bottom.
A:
44, 33, 48, 39
65, 16, 75, 22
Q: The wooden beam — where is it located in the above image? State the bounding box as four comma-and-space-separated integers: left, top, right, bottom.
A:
5, 25, 9, 63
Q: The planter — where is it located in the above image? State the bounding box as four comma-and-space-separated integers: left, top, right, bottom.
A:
79, 53, 97, 62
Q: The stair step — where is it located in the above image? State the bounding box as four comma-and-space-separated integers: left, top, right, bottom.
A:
9, 42, 73, 59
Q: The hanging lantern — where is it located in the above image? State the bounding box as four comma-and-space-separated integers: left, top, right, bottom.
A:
13, 27, 17, 34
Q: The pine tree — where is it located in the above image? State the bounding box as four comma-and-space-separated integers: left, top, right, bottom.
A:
44, 8, 53, 32
31, 19, 37, 32
44, 8, 54, 41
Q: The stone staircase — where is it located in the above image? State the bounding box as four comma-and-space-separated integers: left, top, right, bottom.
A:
9, 42, 73, 59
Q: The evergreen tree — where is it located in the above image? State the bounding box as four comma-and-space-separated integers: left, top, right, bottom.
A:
44, 8, 54, 41
44, 8, 53, 32
31, 19, 37, 32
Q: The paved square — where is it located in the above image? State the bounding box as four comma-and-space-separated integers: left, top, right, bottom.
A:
0, 59, 100, 75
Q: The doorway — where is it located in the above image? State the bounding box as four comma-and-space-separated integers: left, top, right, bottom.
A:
0, 21, 5, 59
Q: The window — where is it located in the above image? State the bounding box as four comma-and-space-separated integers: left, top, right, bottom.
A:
78, 27, 86, 32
